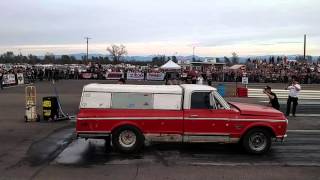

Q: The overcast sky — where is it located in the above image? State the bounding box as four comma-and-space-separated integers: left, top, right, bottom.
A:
0, 0, 319, 56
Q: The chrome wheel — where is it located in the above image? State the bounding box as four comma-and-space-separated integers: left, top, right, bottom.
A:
118, 130, 137, 148
112, 126, 144, 153
248, 132, 267, 152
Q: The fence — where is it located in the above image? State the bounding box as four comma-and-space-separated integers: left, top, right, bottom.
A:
248, 88, 320, 100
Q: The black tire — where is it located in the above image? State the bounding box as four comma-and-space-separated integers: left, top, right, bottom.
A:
112, 126, 144, 153
242, 128, 271, 154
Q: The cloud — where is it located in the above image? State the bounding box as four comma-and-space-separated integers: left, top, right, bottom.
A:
0, 0, 319, 55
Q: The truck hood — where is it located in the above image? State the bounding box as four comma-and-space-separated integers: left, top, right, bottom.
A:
229, 101, 283, 117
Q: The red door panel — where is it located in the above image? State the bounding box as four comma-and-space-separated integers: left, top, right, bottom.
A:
184, 109, 238, 135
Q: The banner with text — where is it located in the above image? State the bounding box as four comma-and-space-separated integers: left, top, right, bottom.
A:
105, 72, 124, 80
81, 73, 93, 79
3, 74, 16, 85
127, 72, 145, 80
146, 73, 165, 81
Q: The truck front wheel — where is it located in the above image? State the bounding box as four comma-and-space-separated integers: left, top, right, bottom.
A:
242, 128, 271, 154
112, 126, 144, 153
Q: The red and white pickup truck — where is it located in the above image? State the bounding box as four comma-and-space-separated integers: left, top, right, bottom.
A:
76, 84, 287, 154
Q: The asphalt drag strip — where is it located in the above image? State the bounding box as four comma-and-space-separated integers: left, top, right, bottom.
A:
53, 131, 320, 167
26, 126, 75, 166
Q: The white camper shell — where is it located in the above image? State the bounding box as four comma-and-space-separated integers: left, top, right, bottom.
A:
79, 84, 229, 110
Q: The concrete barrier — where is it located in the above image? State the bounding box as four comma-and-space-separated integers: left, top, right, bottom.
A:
248, 88, 320, 100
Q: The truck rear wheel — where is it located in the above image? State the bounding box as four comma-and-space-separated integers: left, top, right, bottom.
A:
112, 126, 144, 153
242, 128, 271, 154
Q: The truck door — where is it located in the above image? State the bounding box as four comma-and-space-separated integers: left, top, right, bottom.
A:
183, 91, 231, 142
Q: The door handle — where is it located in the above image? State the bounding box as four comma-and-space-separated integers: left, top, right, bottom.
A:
189, 114, 199, 117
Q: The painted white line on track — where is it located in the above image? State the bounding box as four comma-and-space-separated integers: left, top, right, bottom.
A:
189, 162, 320, 167
3, 83, 33, 89
259, 100, 320, 105
190, 162, 251, 166
287, 130, 320, 133
294, 114, 320, 117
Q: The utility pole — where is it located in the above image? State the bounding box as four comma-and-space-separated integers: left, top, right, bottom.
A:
84, 37, 91, 61
303, 34, 306, 60
18, 48, 22, 56
192, 46, 195, 61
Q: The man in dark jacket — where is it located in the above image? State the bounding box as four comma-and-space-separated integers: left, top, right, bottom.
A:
263, 86, 280, 110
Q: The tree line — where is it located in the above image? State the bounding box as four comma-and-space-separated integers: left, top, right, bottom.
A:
1, 43, 319, 66
0, 51, 112, 64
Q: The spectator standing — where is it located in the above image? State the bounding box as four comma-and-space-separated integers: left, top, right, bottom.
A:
263, 86, 280, 110
0, 70, 3, 90
206, 70, 212, 86
286, 78, 301, 117
197, 75, 204, 85
74, 68, 79, 80
118, 77, 126, 84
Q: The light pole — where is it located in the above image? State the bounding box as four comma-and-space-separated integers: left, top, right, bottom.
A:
84, 37, 91, 61
18, 48, 22, 56
192, 46, 195, 61
303, 34, 306, 61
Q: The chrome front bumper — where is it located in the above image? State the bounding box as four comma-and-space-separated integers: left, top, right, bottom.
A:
275, 134, 287, 143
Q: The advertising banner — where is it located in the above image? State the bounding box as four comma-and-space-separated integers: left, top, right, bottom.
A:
3, 74, 16, 85
127, 72, 144, 80
105, 72, 124, 80
81, 73, 93, 79
17, 73, 24, 85
181, 73, 188, 78
146, 73, 165, 81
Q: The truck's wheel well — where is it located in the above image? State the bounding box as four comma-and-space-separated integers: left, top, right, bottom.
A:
240, 126, 276, 142
111, 124, 144, 138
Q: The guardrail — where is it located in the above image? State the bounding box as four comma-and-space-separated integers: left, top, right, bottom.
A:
248, 88, 320, 100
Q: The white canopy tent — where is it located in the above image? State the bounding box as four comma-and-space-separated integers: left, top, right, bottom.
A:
160, 60, 181, 70
229, 64, 246, 70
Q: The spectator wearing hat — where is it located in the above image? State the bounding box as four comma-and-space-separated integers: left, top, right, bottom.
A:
263, 86, 280, 110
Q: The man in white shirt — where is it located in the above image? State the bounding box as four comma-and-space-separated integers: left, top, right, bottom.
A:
286, 78, 301, 117
197, 75, 204, 85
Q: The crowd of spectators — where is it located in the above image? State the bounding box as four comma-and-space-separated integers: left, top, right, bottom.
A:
1, 59, 320, 89
245, 60, 320, 84
177, 60, 320, 84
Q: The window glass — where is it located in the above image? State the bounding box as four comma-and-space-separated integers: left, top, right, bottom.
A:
111, 93, 153, 109
213, 91, 230, 109
80, 92, 111, 108
154, 94, 182, 110
191, 91, 213, 109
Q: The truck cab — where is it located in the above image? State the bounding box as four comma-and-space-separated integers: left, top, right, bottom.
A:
76, 84, 287, 154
